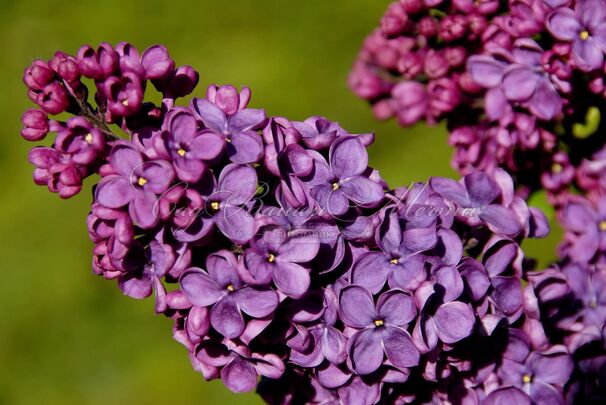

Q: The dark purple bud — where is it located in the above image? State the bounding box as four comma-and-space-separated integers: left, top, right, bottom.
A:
116, 42, 145, 77
418, 16, 438, 37
397, 52, 423, 78
444, 47, 466, 68
141, 45, 175, 80
399, 0, 423, 14
23, 60, 54, 91
392, 81, 427, 126
164, 65, 199, 98
424, 50, 449, 79
48, 51, 80, 83
381, 2, 408, 38
77, 42, 118, 79
21, 109, 49, 141
36, 82, 70, 114
439, 15, 467, 42
428, 78, 460, 115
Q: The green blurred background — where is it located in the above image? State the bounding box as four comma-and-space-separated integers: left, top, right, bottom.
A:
0, 1, 561, 404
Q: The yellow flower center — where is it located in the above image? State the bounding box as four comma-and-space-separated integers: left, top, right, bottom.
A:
137, 177, 148, 186
390, 258, 399, 265
177, 148, 186, 157
267, 253, 276, 263
551, 163, 562, 173
332, 182, 340, 191
210, 201, 220, 211
522, 374, 532, 384
590, 297, 598, 309
226, 284, 235, 292
580, 30, 590, 40
84, 133, 93, 144
600, 221, 606, 232
122, 99, 129, 107
374, 319, 384, 327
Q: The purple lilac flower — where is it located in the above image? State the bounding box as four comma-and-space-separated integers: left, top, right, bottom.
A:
351, 208, 431, 294
95, 143, 174, 228
180, 250, 279, 339
430, 171, 523, 236
560, 196, 606, 262
339, 286, 419, 375
22, 43, 572, 403
195, 339, 284, 393
498, 338, 573, 404
305, 135, 384, 217
547, 0, 606, 71
242, 227, 319, 298
191, 85, 266, 164
154, 107, 224, 182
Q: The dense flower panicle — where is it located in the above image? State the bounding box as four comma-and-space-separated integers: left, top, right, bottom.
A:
350, 0, 606, 211
20, 43, 574, 404
350, 1, 606, 402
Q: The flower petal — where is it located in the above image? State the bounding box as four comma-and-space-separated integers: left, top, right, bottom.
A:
330, 136, 368, 178
272, 261, 310, 298
351, 252, 393, 295
236, 287, 279, 318
339, 176, 384, 207
210, 295, 245, 339
96, 176, 132, 208
502, 66, 539, 102
221, 357, 258, 393
381, 326, 420, 369
180, 269, 224, 307
227, 130, 264, 164
339, 285, 377, 328
467, 55, 505, 88
348, 328, 383, 375
378, 289, 417, 326
546, 8, 582, 41
433, 302, 475, 344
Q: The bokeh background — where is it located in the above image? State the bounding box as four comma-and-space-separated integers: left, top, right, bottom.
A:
0, 1, 562, 404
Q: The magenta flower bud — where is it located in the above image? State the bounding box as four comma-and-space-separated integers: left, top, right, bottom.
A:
458, 72, 483, 93
141, 45, 175, 80
428, 78, 461, 115
48, 51, 80, 83
439, 15, 467, 42
348, 67, 387, 99
391, 81, 428, 126
36, 82, 70, 114
418, 16, 438, 37
101, 72, 143, 116
164, 65, 199, 98
589, 75, 604, 94
444, 47, 466, 68
23, 60, 54, 91
399, 0, 423, 14
397, 52, 423, 78
424, 50, 449, 79
77, 43, 118, 79
116, 42, 145, 77
371, 99, 394, 120
380, 2, 408, 38
468, 14, 488, 38
21, 109, 49, 141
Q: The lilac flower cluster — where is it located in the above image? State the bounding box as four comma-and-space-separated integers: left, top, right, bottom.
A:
21, 43, 568, 404
351, 0, 606, 402
349, 0, 606, 209
348, 0, 500, 126
22, 42, 197, 197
